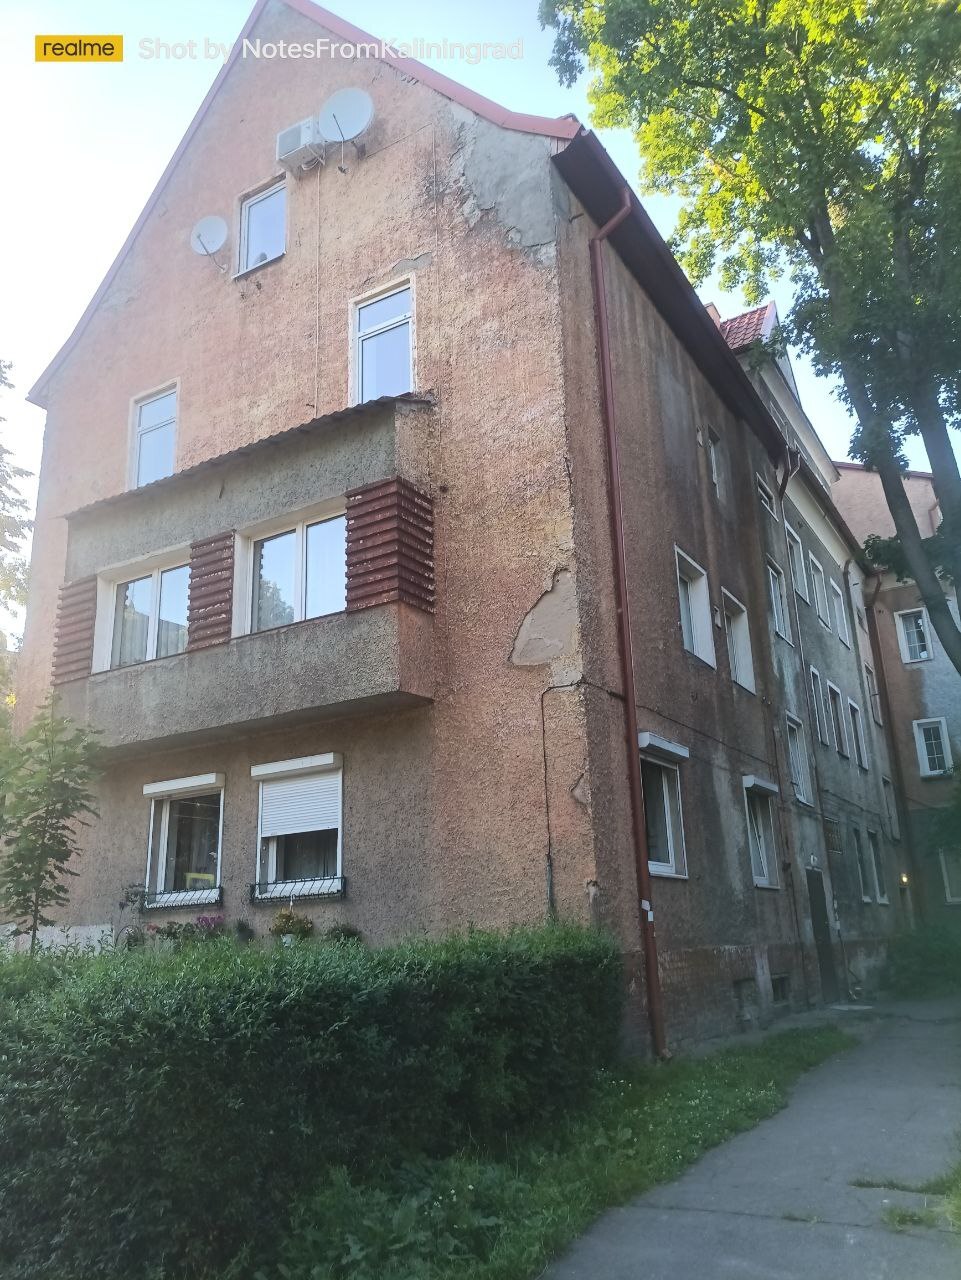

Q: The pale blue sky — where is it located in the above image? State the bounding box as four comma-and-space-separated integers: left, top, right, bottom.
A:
0, 0, 938, 539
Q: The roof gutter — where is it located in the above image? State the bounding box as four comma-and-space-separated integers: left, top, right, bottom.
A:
589, 186, 669, 1059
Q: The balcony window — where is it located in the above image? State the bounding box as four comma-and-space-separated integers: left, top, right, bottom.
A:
250, 514, 346, 633
144, 774, 224, 907
355, 285, 413, 403
252, 754, 343, 899
111, 563, 189, 667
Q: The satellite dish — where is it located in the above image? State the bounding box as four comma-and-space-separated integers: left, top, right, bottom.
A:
318, 88, 375, 144
190, 215, 228, 256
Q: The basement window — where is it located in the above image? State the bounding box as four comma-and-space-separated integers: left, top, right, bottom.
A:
771, 974, 790, 1004
239, 180, 286, 273
354, 284, 413, 403
144, 774, 224, 908
252, 754, 343, 899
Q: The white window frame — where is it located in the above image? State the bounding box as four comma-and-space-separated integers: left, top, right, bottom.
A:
743, 776, 780, 889
675, 547, 716, 667
785, 715, 812, 804
848, 699, 868, 770
237, 178, 286, 276
93, 548, 191, 673
767, 559, 791, 642
913, 717, 953, 777
808, 554, 831, 628
809, 666, 829, 744
235, 501, 346, 636
756, 474, 778, 519
349, 279, 415, 406
640, 754, 688, 878
852, 826, 872, 903
722, 589, 755, 693
896, 607, 933, 664
939, 850, 961, 905
867, 829, 888, 904
706, 428, 721, 497
864, 663, 882, 725
882, 775, 900, 840
826, 682, 849, 757
784, 522, 808, 601
129, 384, 177, 490
252, 753, 344, 900
830, 581, 851, 647
143, 773, 225, 909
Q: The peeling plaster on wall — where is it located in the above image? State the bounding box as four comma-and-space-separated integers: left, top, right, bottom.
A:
510, 568, 582, 684
449, 113, 557, 252
571, 771, 591, 809
391, 251, 432, 276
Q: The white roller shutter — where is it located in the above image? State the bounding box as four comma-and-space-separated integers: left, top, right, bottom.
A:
260, 770, 341, 838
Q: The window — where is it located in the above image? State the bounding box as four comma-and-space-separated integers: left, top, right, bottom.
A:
253, 754, 343, 898
809, 667, 829, 744
856, 605, 867, 633
640, 757, 687, 877
249, 514, 346, 633
823, 816, 843, 860
743, 777, 779, 888
896, 608, 932, 663
144, 774, 224, 907
868, 829, 888, 903
785, 523, 808, 600
913, 717, 953, 777
133, 388, 176, 487
848, 700, 868, 770
852, 827, 872, 902
675, 548, 716, 666
882, 776, 900, 840
707, 428, 721, 497
831, 581, 850, 646
354, 285, 413, 403
111, 563, 189, 667
767, 559, 791, 641
864, 664, 882, 725
809, 555, 830, 627
756, 474, 777, 518
785, 716, 811, 803
939, 850, 961, 904
827, 683, 849, 756
722, 590, 755, 692
239, 181, 285, 273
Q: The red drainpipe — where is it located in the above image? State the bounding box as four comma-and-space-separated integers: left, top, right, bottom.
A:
589, 188, 669, 1059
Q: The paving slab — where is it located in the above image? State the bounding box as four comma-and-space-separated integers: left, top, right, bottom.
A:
546, 1000, 961, 1280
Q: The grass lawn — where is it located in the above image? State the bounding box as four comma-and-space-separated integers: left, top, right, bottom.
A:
247, 1025, 852, 1280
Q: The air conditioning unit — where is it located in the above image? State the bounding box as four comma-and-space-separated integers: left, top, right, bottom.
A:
276, 117, 325, 173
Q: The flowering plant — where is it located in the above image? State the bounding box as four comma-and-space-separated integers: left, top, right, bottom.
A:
268, 906, 314, 940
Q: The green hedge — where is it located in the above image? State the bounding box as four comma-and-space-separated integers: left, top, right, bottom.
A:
884, 926, 961, 994
0, 924, 622, 1280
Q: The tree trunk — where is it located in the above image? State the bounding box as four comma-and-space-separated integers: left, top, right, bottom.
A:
908, 386, 961, 588
840, 364, 961, 677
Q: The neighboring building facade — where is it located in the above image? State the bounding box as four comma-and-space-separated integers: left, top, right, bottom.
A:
834, 463, 961, 923
14, 0, 911, 1047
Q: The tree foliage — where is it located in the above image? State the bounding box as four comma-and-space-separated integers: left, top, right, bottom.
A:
0, 361, 31, 613
541, 0, 961, 673
0, 698, 99, 954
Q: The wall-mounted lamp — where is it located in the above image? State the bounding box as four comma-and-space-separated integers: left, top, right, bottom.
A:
899, 872, 910, 888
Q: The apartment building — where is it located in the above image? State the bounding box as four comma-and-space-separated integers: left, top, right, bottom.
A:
834, 463, 961, 923
15, 0, 909, 1048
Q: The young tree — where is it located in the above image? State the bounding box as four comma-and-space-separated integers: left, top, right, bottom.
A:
0, 360, 31, 614
541, 0, 961, 673
0, 698, 99, 954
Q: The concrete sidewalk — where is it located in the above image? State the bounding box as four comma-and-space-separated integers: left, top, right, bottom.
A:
546, 1000, 961, 1280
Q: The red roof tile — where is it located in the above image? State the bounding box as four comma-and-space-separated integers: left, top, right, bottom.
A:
719, 303, 774, 352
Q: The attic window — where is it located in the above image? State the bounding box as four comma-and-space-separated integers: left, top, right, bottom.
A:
239, 181, 286, 274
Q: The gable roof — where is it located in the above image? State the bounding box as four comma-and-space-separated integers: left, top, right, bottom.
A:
27, 0, 579, 409
719, 302, 776, 353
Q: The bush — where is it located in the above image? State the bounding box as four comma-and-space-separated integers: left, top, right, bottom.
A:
0, 923, 621, 1280
884, 926, 961, 994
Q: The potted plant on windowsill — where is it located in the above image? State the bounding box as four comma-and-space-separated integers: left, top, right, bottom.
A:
268, 906, 314, 946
